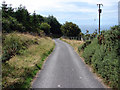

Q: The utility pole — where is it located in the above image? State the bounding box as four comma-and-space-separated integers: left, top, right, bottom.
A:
97, 4, 103, 34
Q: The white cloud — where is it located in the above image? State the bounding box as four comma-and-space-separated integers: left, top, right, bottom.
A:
1, 0, 119, 13
1, 0, 118, 25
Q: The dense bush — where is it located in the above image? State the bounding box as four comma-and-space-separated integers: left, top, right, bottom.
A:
82, 39, 97, 64
91, 46, 119, 88
61, 22, 81, 37
40, 23, 51, 35
2, 33, 38, 62
45, 15, 62, 35
79, 25, 120, 88
2, 16, 25, 33
78, 40, 91, 52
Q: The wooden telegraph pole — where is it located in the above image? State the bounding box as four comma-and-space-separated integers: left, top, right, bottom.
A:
97, 4, 103, 34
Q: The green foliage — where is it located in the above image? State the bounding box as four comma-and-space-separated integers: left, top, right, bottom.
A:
2, 33, 22, 61
2, 33, 38, 62
82, 39, 97, 64
40, 23, 51, 35
91, 48, 119, 88
61, 22, 81, 37
81, 29, 98, 41
78, 43, 84, 51
2, 36, 55, 89
2, 2, 62, 36
90, 29, 98, 39
6, 47, 55, 88
84, 30, 90, 40
2, 1, 9, 18
2, 16, 25, 33
78, 40, 91, 52
79, 25, 120, 88
45, 15, 62, 35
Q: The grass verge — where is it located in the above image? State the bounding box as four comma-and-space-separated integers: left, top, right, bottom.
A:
60, 38, 84, 54
61, 35, 119, 88
2, 33, 55, 89
60, 38, 107, 86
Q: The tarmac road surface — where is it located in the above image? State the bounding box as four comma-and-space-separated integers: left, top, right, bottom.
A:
32, 39, 105, 88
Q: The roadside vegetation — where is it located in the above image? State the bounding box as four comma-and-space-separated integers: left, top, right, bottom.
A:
61, 22, 81, 37
1, 1, 56, 89
2, 1, 119, 89
2, 1, 82, 89
60, 38, 84, 53
2, 1, 62, 37
81, 26, 120, 88
61, 25, 120, 88
2, 32, 55, 88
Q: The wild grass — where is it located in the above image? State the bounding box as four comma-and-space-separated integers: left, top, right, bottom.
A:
2, 32, 55, 89
60, 38, 84, 54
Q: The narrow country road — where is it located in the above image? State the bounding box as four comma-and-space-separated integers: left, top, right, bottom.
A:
32, 39, 105, 88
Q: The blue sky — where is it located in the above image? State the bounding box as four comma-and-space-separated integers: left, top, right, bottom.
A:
1, 0, 119, 33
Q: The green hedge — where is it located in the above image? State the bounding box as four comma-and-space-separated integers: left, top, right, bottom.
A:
78, 40, 91, 52
82, 39, 98, 65
79, 25, 120, 88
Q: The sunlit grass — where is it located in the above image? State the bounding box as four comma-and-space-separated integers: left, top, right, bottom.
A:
60, 38, 84, 54
2, 33, 55, 88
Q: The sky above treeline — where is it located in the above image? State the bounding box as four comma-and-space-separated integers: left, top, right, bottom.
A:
1, 0, 119, 28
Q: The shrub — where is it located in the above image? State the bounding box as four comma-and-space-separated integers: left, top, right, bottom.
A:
2, 33, 23, 61
61, 21, 81, 37
40, 23, 51, 35
81, 25, 120, 88
2, 33, 38, 62
78, 40, 91, 52
78, 43, 84, 52
92, 50, 119, 88
2, 16, 25, 33
91, 45, 106, 72
82, 39, 97, 64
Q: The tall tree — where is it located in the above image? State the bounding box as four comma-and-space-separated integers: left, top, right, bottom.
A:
46, 15, 62, 35
2, 1, 8, 18
15, 5, 30, 32
7, 4, 14, 17
37, 15, 44, 24
61, 22, 81, 37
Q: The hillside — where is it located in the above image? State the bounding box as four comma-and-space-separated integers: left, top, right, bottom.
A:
2, 32, 55, 88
